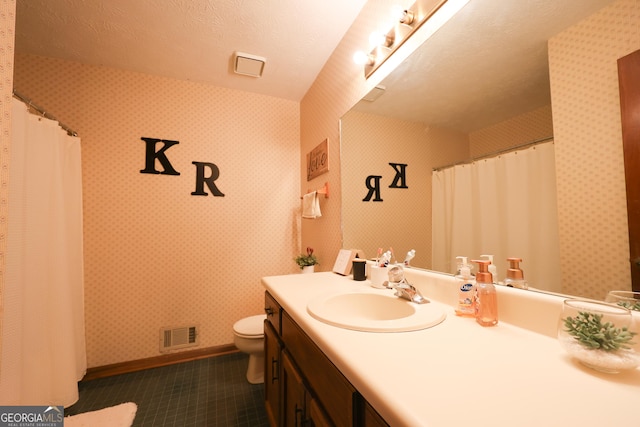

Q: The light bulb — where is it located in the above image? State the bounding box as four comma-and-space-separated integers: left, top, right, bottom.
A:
353, 51, 374, 66
353, 51, 368, 65
390, 4, 405, 21
369, 31, 385, 48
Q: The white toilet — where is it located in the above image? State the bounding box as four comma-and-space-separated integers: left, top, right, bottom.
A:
233, 314, 267, 384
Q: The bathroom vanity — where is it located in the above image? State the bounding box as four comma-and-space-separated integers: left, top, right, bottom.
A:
264, 291, 386, 426
262, 270, 639, 427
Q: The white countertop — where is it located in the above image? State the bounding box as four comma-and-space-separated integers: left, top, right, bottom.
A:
262, 270, 640, 427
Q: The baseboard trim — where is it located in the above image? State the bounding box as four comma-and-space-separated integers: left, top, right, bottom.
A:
82, 344, 239, 382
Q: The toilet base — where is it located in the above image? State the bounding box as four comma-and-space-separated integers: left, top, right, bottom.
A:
246, 353, 264, 384
233, 314, 267, 385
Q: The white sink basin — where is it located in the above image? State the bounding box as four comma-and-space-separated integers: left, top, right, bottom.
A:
307, 290, 446, 332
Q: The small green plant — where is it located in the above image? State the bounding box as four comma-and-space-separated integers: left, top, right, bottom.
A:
614, 300, 640, 312
563, 311, 637, 352
294, 247, 318, 269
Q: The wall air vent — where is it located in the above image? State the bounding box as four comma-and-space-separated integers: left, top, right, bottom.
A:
160, 325, 199, 353
362, 85, 386, 102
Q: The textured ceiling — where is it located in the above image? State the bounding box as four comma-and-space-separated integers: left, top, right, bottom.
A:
14, 0, 369, 101
354, 0, 617, 132
14, 0, 618, 130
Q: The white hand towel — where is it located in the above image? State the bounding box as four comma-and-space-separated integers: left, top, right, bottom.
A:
313, 193, 322, 218
65, 402, 137, 427
302, 191, 322, 219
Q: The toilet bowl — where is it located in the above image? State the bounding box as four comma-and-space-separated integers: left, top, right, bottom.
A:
233, 314, 267, 384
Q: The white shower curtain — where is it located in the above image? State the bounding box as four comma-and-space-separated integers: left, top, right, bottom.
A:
432, 141, 561, 292
0, 98, 86, 406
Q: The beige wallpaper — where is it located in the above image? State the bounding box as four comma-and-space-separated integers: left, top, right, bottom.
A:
469, 105, 553, 158
14, 54, 300, 367
549, 0, 639, 299
341, 110, 435, 268
0, 0, 15, 364
429, 126, 470, 169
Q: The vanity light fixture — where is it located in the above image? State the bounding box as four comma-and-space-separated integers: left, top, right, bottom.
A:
399, 8, 416, 25
353, 51, 376, 66
354, 0, 449, 78
369, 31, 394, 49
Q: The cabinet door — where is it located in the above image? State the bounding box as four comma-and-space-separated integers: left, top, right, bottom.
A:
282, 312, 355, 426
282, 350, 307, 427
264, 320, 282, 426
308, 397, 332, 427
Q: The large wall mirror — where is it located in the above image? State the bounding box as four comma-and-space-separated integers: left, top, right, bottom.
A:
341, 0, 618, 294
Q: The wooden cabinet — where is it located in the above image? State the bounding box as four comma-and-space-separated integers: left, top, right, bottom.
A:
281, 312, 354, 426
281, 350, 332, 426
264, 291, 389, 427
361, 401, 388, 427
265, 291, 282, 333
264, 320, 282, 427
308, 396, 333, 427
281, 350, 306, 426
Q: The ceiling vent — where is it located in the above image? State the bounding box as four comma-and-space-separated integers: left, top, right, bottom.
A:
233, 52, 266, 78
362, 85, 386, 102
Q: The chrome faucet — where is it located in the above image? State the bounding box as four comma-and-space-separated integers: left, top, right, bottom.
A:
389, 281, 430, 304
385, 266, 429, 304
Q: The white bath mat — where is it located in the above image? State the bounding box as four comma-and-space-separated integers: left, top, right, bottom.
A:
65, 402, 137, 427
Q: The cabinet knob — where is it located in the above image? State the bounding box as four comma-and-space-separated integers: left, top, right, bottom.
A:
265, 307, 274, 316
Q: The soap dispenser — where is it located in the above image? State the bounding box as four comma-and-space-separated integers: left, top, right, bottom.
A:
504, 257, 527, 289
481, 254, 498, 285
454, 256, 475, 317
472, 259, 498, 326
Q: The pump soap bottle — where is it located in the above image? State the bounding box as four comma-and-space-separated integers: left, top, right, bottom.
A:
504, 257, 527, 289
454, 256, 475, 317
481, 254, 498, 285
472, 259, 498, 326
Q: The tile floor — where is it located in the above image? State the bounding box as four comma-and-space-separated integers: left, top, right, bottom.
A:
65, 352, 269, 426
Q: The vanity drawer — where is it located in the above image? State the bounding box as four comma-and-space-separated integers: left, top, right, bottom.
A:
264, 291, 282, 334
282, 311, 356, 427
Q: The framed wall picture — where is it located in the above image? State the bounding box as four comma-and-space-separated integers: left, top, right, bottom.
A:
306, 139, 329, 181
332, 249, 358, 276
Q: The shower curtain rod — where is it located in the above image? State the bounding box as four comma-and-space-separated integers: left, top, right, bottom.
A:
432, 136, 554, 172
12, 90, 78, 137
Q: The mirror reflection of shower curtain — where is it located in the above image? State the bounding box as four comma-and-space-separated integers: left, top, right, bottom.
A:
432, 141, 561, 292
0, 98, 86, 406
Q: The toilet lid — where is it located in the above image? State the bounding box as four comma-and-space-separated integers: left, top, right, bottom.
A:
233, 314, 267, 337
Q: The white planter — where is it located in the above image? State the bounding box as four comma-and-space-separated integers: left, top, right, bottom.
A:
301, 265, 315, 274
